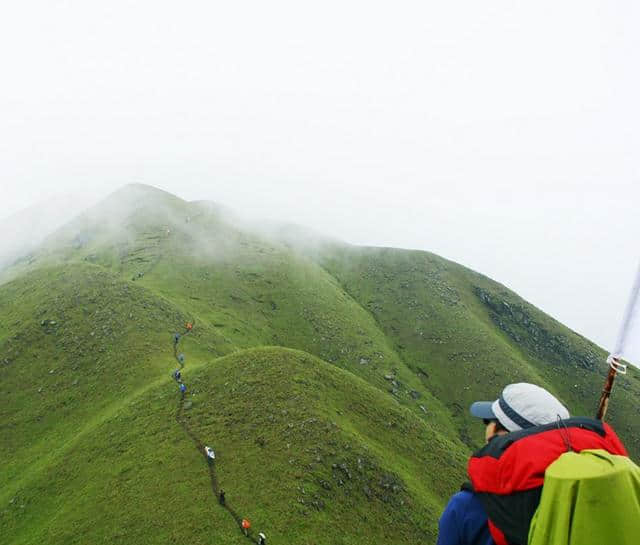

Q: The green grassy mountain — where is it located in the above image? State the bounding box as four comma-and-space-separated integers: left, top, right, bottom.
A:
1, 184, 638, 544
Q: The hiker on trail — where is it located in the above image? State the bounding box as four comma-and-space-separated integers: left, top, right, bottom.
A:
179, 382, 186, 398
204, 446, 216, 462
241, 518, 250, 536
173, 333, 180, 345
258, 532, 266, 545
437, 383, 628, 545
178, 353, 185, 365
219, 490, 225, 506
185, 322, 193, 332
173, 369, 181, 382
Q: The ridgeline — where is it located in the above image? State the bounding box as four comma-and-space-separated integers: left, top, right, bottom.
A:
1, 184, 639, 544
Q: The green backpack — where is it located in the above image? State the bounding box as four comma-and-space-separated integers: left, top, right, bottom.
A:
528, 449, 640, 545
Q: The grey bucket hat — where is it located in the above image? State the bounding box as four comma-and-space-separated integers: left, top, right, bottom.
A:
470, 383, 570, 432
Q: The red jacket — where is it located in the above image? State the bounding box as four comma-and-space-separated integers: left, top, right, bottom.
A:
468, 417, 627, 545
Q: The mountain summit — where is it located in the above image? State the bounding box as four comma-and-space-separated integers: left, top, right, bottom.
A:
1, 185, 638, 544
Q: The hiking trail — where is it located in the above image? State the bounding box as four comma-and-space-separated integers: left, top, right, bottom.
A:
172, 324, 261, 543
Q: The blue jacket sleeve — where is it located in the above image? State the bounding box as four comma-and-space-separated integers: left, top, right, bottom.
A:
437, 493, 463, 545
437, 490, 494, 545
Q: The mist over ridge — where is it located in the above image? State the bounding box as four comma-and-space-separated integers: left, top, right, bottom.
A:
2, 3, 639, 541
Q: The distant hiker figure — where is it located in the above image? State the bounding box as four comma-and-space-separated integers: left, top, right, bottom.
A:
185, 322, 193, 332
241, 518, 250, 536
258, 532, 266, 545
179, 382, 186, 398
173, 333, 180, 345
178, 353, 185, 365
204, 446, 216, 462
173, 369, 181, 382
219, 489, 225, 506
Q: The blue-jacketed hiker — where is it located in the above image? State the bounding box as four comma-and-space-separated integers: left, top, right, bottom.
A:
179, 382, 186, 397
437, 383, 571, 545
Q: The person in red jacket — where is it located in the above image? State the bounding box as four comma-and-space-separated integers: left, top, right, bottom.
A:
437, 382, 568, 545
467, 383, 627, 545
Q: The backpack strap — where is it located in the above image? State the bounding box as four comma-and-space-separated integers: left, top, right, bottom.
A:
460, 481, 474, 493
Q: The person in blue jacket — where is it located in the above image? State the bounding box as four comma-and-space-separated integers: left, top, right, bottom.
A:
437, 383, 571, 545
179, 382, 186, 398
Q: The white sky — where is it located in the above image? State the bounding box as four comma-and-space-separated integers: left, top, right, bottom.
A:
1, 1, 639, 354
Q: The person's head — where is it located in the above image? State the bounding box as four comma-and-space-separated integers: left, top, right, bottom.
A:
470, 383, 570, 442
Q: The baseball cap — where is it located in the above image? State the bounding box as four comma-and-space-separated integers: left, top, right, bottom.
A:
470, 383, 570, 432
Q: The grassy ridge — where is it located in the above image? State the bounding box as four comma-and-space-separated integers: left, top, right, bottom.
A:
2, 183, 639, 544
2, 347, 468, 544
0, 264, 228, 502
318, 245, 640, 456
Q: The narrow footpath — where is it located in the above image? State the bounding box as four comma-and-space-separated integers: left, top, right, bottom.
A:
172, 324, 262, 544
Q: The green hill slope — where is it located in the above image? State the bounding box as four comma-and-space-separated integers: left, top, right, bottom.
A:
317, 246, 640, 455
1, 183, 638, 544
2, 346, 467, 545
